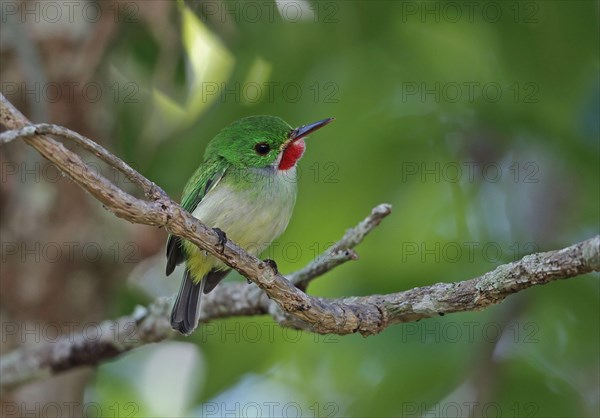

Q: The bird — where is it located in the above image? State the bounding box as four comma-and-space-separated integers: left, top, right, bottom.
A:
166, 115, 334, 335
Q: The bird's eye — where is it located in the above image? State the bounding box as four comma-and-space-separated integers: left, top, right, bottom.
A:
254, 142, 271, 156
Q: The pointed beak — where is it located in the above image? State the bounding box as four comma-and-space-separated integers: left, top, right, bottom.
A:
289, 117, 335, 141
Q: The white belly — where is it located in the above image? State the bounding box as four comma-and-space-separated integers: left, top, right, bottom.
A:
190, 167, 297, 261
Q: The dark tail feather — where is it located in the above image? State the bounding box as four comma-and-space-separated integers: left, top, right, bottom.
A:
170, 269, 205, 335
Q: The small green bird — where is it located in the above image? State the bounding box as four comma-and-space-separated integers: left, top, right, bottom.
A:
166, 115, 334, 335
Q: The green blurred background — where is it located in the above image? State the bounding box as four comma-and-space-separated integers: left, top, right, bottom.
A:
1, 0, 598, 417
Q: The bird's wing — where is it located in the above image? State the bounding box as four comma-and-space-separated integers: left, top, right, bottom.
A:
166, 159, 227, 276
202, 269, 230, 294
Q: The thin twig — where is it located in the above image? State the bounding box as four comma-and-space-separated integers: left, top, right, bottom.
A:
0, 124, 168, 200
288, 203, 391, 290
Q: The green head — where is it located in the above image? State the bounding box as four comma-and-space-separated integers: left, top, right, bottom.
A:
205, 115, 334, 170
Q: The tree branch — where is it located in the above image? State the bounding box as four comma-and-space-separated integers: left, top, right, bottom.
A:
1, 93, 598, 389
2, 236, 597, 389
0, 123, 169, 200
288, 202, 392, 290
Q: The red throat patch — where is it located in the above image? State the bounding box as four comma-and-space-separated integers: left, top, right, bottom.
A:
278, 139, 305, 171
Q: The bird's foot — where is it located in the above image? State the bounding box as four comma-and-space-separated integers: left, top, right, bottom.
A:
213, 227, 227, 253
263, 258, 279, 275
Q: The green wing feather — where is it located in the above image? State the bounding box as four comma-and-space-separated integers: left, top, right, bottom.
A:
165, 159, 227, 275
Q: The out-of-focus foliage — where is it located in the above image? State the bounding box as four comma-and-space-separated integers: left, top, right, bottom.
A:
5, 0, 598, 416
